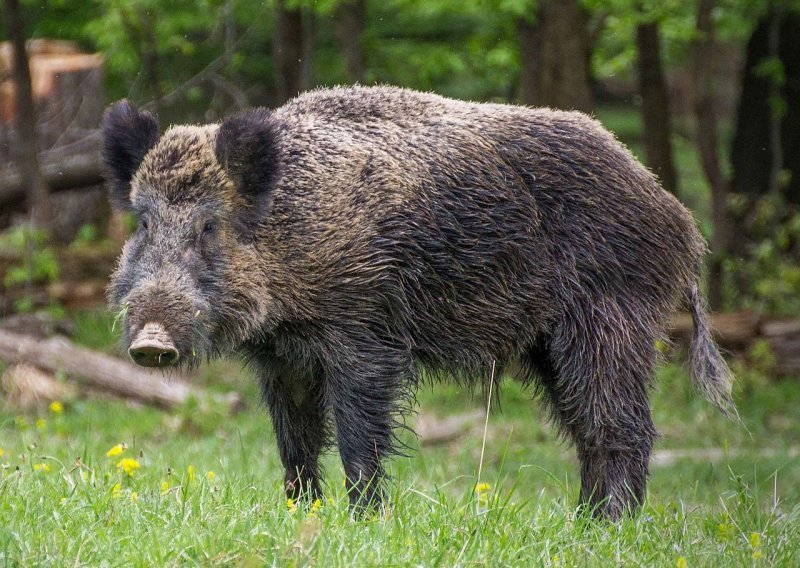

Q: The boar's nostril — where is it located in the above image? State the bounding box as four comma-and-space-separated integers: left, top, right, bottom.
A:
129, 345, 179, 367
128, 323, 180, 368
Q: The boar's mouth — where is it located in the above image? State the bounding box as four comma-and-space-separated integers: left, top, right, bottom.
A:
114, 280, 215, 370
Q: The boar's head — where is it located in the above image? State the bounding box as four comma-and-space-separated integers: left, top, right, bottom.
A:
103, 101, 282, 368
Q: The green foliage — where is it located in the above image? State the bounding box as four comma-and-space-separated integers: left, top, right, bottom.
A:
0, 226, 58, 289
726, 195, 800, 315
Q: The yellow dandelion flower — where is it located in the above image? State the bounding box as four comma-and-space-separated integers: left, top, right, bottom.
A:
131, 492, 139, 503
0, 447, 4, 458
106, 443, 127, 458
307, 498, 323, 518
187, 465, 196, 482
717, 521, 730, 541
34, 463, 52, 473
161, 480, 170, 493
287, 497, 297, 513
116, 458, 140, 476
750, 532, 763, 560
475, 482, 491, 494
206, 470, 216, 481
35, 418, 46, 431
750, 532, 761, 548
49, 401, 64, 414
676, 557, 687, 568
111, 482, 121, 497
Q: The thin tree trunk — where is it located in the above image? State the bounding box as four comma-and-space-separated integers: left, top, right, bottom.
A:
4, 0, 52, 229
636, 21, 679, 194
527, 0, 593, 112
274, 0, 305, 105
517, 17, 538, 106
333, 0, 366, 83
300, 6, 314, 91
766, 4, 783, 196
693, 0, 730, 310
139, 7, 163, 117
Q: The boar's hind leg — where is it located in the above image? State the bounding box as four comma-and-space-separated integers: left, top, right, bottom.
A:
324, 337, 413, 513
253, 350, 328, 502
532, 298, 659, 520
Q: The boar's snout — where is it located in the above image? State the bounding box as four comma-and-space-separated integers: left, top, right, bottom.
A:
129, 322, 180, 368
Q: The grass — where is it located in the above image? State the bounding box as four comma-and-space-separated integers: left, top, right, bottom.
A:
2, 315, 800, 566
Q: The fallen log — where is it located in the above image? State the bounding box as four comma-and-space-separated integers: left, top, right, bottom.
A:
1, 362, 78, 409
668, 311, 800, 376
668, 310, 761, 348
418, 409, 486, 446
0, 329, 243, 412
0, 151, 104, 209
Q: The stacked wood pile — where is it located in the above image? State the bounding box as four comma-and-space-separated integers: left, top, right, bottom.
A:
0, 39, 106, 235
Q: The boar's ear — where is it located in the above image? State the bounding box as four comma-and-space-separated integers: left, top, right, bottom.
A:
214, 108, 282, 231
102, 100, 160, 210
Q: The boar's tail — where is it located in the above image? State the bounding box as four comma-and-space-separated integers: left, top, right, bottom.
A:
686, 283, 739, 421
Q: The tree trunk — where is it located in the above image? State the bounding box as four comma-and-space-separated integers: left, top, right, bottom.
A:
693, 0, 731, 310
140, 8, 162, 117
4, 0, 52, 229
300, 6, 315, 91
636, 21, 679, 194
524, 0, 593, 112
517, 17, 538, 106
274, 0, 312, 105
333, 0, 366, 83
732, 13, 800, 205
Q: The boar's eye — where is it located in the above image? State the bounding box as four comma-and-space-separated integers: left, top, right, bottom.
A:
202, 220, 217, 235
139, 217, 149, 232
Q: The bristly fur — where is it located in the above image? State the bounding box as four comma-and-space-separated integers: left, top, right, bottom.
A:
687, 284, 739, 421
215, 108, 283, 235
103, 85, 736, 520
102, 100, 160, 210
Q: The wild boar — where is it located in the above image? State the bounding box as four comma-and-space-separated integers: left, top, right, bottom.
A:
103, 85, 735, 519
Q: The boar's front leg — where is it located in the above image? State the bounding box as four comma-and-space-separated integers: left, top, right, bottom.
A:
250, 345, 328, 502
323, 333, 413, 512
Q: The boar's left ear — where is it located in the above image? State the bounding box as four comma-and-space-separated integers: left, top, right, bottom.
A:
102, 100, 160, 210
214, 108, 282, 231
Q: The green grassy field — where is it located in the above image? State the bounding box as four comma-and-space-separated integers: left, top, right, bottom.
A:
2, 314, 799, 566
1, 108, 797, 566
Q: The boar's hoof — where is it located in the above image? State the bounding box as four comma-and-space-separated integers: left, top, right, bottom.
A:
129, 322, 179, 368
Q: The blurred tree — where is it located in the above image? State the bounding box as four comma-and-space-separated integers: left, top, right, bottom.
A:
274, 0, 314, 105
693, 0, 731, 310
118, 4, 163, 115
732, 10, 800, 205
333, 0, 366, 83
517, 14, 537, 106
518, 0, 593, 111
4, 0, 52, 229
636, 18, 678, 194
